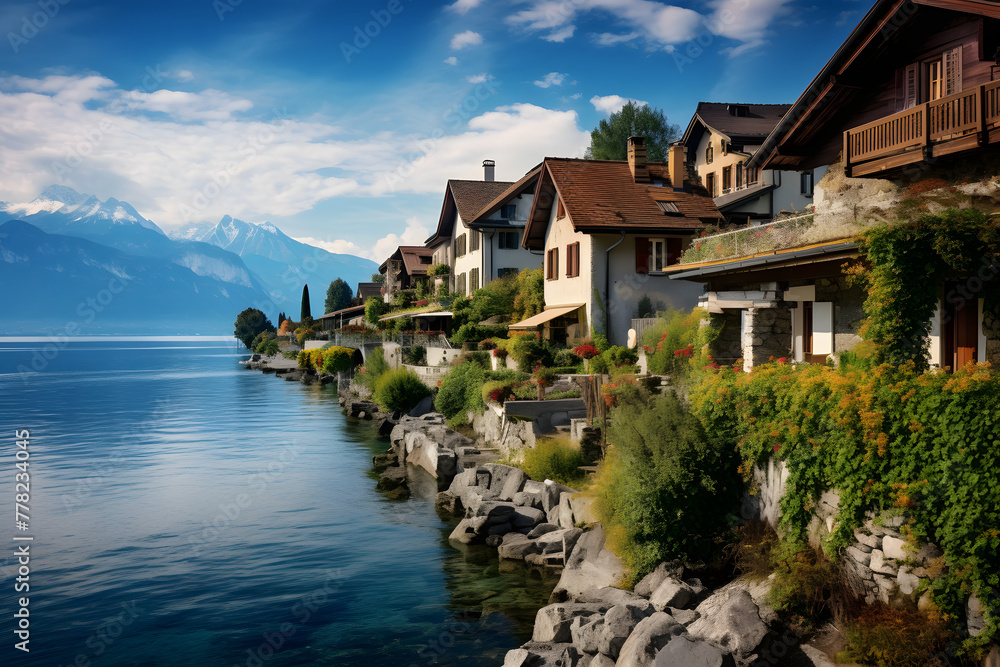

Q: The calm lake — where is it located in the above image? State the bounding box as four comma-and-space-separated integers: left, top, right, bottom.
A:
0, 338, 556, 666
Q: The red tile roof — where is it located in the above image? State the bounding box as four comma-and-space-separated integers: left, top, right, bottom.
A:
379, 245, 434, 275
686, 102, 791, 141
426, 179, 516, 246
523, 158, 722, 248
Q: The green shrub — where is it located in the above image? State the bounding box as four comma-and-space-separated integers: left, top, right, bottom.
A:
459, 350, 491, 369
554, 349, 578, 367
520, 437, 587, 485
355, 346, 389, 391
482, 379, 516, 405
296, 329, 317, 347
507, 335, 555, 371
255, 339, 279, 356
434, 360, 486, 422
450, 323, 510, 345
837, 605, 954, 665
365, 296, 390, 326
428, 263, 450, 276
643, 308, 721, 378
591, 334, 610, 352
320, 346, 354, 374
373, 368, 431, 413
595, 388, 741, 580
297, 350, 309, 369
403, 345, 426, 366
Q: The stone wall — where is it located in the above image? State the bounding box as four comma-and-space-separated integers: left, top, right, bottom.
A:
742, 306, 792, 369
814, 276, 866, 353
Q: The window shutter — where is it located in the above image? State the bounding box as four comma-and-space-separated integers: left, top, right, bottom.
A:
904, 63, 919, 109
944, 46, 962, 96
635, 237, 649, 274
666, 238, 682, 266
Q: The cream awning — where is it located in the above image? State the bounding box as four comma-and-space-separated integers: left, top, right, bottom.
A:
508, 304, 584, 330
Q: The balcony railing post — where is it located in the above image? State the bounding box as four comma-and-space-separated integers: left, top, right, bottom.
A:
843, 130, 851, 177
922, 102, 931, 160
980, 83, 988, 146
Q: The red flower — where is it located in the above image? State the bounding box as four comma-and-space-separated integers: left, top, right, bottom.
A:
773, 445, 781, 452
777, 357, 787, 364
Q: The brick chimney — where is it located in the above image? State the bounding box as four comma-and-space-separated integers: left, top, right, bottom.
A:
668, 143, 685, 191
627, 136, 650, 183
483, 159, 495, 182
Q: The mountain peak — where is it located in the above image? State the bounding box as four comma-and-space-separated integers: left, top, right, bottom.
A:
37, 184, 91, 206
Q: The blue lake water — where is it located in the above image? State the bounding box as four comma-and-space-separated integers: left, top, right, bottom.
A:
0, 339, 556, 666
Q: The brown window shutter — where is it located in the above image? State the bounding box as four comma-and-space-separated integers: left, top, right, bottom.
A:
635, 237, 649, 274
666, 238, 682, 265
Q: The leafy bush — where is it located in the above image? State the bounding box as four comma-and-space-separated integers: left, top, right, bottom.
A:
590, 345, 639, 374
573, 344, 600, 360
459, 350, 491, 369
838, 604, 954, 665
428, 263, 450, 276
688, 360, 1000, 645
365, 296, 390, 326
450, 323, 510, 345
255, 339, 280, 356
296, 328, 317, 347
482, 379, 517, 405
554, 349, 578, 367
373, 368, 432, 413
768, 542, 841, 628
434, 360, 486, 422
354, 346, 390, 391
479, 338, 497, 351
520, 437, 587, 485
500, 335, 555, 371
595, 388, 741, 580
590, 334, 610, 353
403, 345, 426, 366
320, 346, 354, 374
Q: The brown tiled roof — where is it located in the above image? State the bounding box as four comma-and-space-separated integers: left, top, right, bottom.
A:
689, 102, 790, 139
426, 179, 515, 245
379, 245, 434, 275
469, 166, 542, 226
524, 158, 721, 246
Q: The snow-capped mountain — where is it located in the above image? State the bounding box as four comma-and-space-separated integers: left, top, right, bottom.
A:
2, 185, 166, 237
170, 215, 378, 307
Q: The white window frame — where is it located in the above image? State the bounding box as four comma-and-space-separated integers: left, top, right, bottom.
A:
650, 238, 668, 273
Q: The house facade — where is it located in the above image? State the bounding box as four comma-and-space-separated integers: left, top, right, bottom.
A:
378, 246, 434, 301
512, 137, 723, 346
425, 161, 541, 296
668, 0, 1000, 370
681, 102, 825, 225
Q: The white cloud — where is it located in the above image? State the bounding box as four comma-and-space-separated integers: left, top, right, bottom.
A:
593, 31, 641, 46
447, 0, 484, 14
296, 217, 431, 262
443, 56, 459, 65
568, 92, 582, 100
450, 30, 483, 50
175, 70, 194, 82
534, 72, 567, 88
589, 94, 648, 115
507, 0, 791, 52
466, 73, 490, 84
0, 73, 590, 230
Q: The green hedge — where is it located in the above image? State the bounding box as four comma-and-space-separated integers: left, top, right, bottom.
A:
373, 368, 431, 413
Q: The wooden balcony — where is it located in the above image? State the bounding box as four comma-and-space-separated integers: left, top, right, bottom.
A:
843, 80, 1000, 177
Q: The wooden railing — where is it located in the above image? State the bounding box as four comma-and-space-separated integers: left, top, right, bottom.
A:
845, 80, 1000, 171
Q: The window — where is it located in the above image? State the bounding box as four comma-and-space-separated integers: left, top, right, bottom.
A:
456, 272, 467, 296
500, 204, 517, 219
721, 140, 728, 156
736, 162, 743, 189
729, 104, 749, 117
566, 242, 580, 278
637, 237, 682, 273
498, 267, 518, 278
470, 230, 480, 252
498, 231, 519, 249
722, 166, 732, 193
903, 47, 962, 107
705, 143, 714, 164
656, 201, 680, 215
557, 199, 566, 219
705, 172, 716, 197
419, 255, 431, 264
455, 234, 467, 258
800, 171, 814, 196
745, 165, 759, 186
470, 268, 479, 292
546, 248, 559, 280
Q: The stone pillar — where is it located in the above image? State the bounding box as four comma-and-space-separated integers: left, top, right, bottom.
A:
742, 306, 793, 370
983, 302, 1000, 367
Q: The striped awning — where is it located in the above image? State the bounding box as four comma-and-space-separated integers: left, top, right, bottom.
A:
508, 304, 584, 330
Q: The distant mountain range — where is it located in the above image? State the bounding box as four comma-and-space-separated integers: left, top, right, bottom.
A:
0, 186, 378, 335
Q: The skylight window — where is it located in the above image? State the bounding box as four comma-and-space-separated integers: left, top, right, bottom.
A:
657, 201, 681, 215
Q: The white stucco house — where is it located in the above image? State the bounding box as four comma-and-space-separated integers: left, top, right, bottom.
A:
510, 137, 724, 346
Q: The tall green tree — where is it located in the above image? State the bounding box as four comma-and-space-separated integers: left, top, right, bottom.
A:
585, 102, 679, 162
300, 284, 312, 321
324, 278, 353, 314
234, 308, 276, 349
370, 273, 385, 284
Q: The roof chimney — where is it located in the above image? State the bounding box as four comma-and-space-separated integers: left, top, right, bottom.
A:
483, 159, 495, 182
668, 142, 685, 191
627, 136, 649, 183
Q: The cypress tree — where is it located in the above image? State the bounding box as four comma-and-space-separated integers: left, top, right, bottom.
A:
300, 285, 311, 321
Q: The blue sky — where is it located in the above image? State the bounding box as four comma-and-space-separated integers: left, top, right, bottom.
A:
0, 0, 872, 260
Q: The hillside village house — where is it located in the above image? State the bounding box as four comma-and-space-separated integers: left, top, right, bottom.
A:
425, 161, 542, 295
668, 0, 1000, 371
379, 246, 434, 302
681, 102, 825, 225
510, 137, 723, 345
355, 282, 383, 304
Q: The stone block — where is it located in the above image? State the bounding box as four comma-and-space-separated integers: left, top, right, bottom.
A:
882, 535, 908, 561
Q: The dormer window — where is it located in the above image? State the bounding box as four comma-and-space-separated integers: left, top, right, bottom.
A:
500, 204, 517, 219
705, 144, 714, 164
729, 105, 750, 117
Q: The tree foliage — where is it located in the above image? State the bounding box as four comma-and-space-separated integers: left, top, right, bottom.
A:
234, 307, 276, 349
585, 102, 679, 162
300, 284, 312, 321
365, 296, 389, 326
370, 273, 385, 284
324, 278, 353, 315
373, 368, 432, 413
